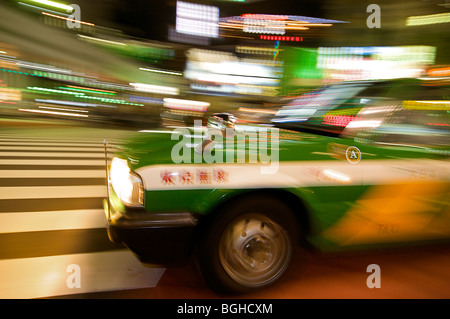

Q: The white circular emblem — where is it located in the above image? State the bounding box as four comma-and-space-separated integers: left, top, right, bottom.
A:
345, 146, 362, 164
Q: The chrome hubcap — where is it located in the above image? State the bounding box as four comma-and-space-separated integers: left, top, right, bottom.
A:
219, 214, 291, 288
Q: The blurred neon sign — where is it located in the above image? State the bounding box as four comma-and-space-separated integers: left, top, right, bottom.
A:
260, 35, 302, 41
323, 115, 357, 127
176, 1, 219, 38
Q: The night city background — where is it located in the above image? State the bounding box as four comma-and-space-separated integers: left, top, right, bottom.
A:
0, 0, 449, 300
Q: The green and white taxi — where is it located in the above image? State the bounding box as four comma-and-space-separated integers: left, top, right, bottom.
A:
104, 78, 449, 293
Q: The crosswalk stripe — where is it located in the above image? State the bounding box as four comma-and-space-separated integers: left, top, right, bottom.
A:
0, 185, 106, 200
0, 159, 106, 166
0, 152, 106, 158
0, 141, 118, 147
0, 139, 117, 146
0, 209, 106, 233
0, 251, 165, 299
0, 170, 105, 178
0, 130, 168, 297
0, 146, 112, 151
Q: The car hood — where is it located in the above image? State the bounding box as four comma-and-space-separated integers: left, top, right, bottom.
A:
114, 127, 339, 171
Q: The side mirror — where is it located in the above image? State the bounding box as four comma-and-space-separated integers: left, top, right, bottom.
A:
207, 112, 237, 137
196, 113, 237, 153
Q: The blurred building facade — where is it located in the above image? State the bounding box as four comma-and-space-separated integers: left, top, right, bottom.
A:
321, 0, 449, 64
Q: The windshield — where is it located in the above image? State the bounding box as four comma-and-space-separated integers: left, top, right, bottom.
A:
271, 79, 445, 137
272, 82, 373, 135
343, 98, 450, 149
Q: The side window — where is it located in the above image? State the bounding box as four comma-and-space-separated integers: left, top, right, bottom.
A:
390, 85, 450, 147
373, 109, 449, 147
343, 97, 449, 148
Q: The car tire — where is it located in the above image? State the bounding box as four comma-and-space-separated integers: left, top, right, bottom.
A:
197, 194, 299, 294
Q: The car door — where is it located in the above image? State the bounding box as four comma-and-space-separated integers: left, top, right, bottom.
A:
322, 94, 450, 247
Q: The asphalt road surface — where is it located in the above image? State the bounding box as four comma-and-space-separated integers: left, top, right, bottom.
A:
0, 122, 167, 298
63, 243, 450, 299
1, 121, 449, 299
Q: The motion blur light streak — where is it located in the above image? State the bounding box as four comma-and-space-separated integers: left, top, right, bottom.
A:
163, 98, 209, 112
322, 169, 352, 183
219, 14, 344, 39
402, 100, 450, 110
17, 62, 73, 74
346, 120, 382, 129
139, 67, 183, 76
18, 108, 89, 118
35, 99, 99, 107
41, 12, 95, 27
130, 82, 179, 95
19, 2, 72, 16
27, 0, 74, 12
236, 46, 279, 55
65, 85, 116, 94
29, 87, 144, 106
38, 105, 89, 113
27, 86, 84, 95
77, 34, 128, 47
138, 130, 173, 134
427, 122, 450, 127
427, 67, 450, 77
406, 12, 450, 26
238, 107, 277, 115
0, 88, 21, 101
57, 86, 117, 95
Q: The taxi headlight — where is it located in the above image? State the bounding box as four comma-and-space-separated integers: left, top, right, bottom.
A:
110, 157, 144, 207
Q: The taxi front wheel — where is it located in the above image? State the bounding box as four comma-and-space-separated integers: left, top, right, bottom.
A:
197, 195, 299, 294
